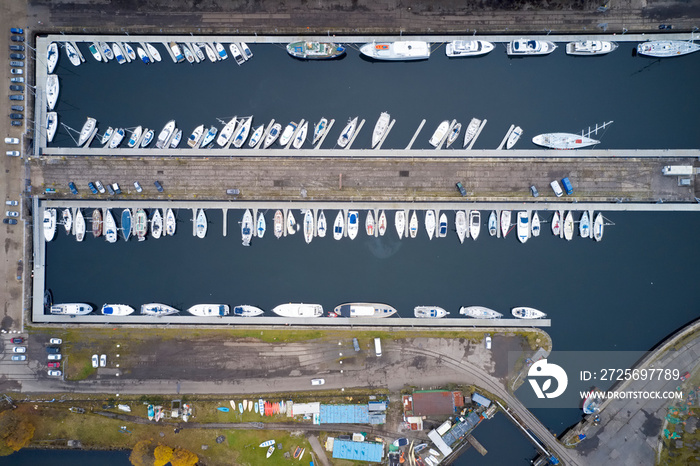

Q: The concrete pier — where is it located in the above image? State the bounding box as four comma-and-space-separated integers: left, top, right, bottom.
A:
405, 119, 426, 150
345, 119, 365, 150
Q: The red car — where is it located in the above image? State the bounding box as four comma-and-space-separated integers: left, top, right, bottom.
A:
48, 362, 60, 369
11, 337, 24, 344
680, 371, 690, 381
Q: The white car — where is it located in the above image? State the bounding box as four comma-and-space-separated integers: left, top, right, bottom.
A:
49, 338, 62, 345
6, 211, 19, 217
4, 138, 19, 144
6, 151, 20, 157
311, 378, 325, 386
47, 353, 61, 361
94, 181, 105, 194
91, 354, 99, 368
48, 370, 62, 377
485, 335, 492, 350
13, 346, 26, 353
550, 180, 563, 197
5, 200, 18, 206
133, 181, 142, 193
100, 354, 106, 367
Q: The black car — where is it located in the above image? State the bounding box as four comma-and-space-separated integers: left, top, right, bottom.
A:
9, 53, 24, 60
456, 182, 467, 197
10, 45, 25, 51
9, 95, 23, 101
10, 84, 24, 92
3, 218, 17, 225
68, 182, 78, 195
11, 121, 22, 127
88, 182, 98, 194
10, 113, 23, 120
46, 346, 60, 354
154, 180, 164, 192
11, 105, 23, 112
10, 35, 24, 42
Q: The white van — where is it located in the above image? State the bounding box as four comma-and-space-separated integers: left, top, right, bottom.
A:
374, 338, 382, 357
550, 180, 563, 197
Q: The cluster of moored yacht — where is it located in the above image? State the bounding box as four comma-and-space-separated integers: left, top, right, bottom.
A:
49, 302, 547, 319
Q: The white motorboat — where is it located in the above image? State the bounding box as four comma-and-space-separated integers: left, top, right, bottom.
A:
409, 211, 418, 238
101, 127, 114, 146
44, 209, 56, 241
293, 121, 308, 149
233, 117, 252, 148
140, 129, 154, 147
50, 303, 93, 315
372, 112, 390, 148
187, 124, 205, 148
309, 210, 324, 239
46, 74, 59, 110
134, 208, 148, 241
414, 306, 449, 318
347, 210, 359, 240
65, 42, 81, 66
146, 43, 162, 61
279, 122, 297, 146
637, 40, 700, 57
201, 43, 217, 62
469, 210, 481, 240
88, 42, 102, 62
46, 112, 58, 143
455, 210, 467, 244
303, 209, 314, 244
74, 209, 85, 242
517, 211, 529, 243
156, 120, 176, 148
445, 122, 461, 148
332, 303, 397, 318
151, 209, 163, 239
437, 213, 448, 238
217, 117, 238, 147
593, 213, 604, 241
512, 307, 547, 319
123, 43, 136, 61
112, 43, 126, 64
337, 117, 358, 148
365, 210, 375, 236
215, 42, 228, 60
566, 40, 618, 56
264, 123, 282, 148
488, 211, 497, 236
552, 211, 561, 236
241, 209, 253, 246
460, 306, 503, 319
196, 209, 207, 239
108, 128, 125, 148
532, 133, 600, 150
446, 40, 494, 57
271, 303, 323, 318
228, 43, 244, 64
579, 211, 591, 238
137, 46, 150, 64
101, 304, 135, 316
425, 210, 436, 239
240, 42, 253, 60
104, 209, 117, 243
506, 126, 522, 149
169, 42, 184, 62
429, 120, 450, 147
78, 117, 97, 147
531, 212, 541, 237
190, 43, 204, 62
463, 118, 481, 147
187, 304, 230, 316
165, 208, 176, 236
507, 39, 557, 56
313, 118, 328, 145
62, 209, 72, 234
391, 210, 403, 239
283, 210, 295, 235
274, 210, 284, 238
99, 41, 113, 60
233, 305, 264, 317
141, 303, 179, 316
200, 126, 218, 148
360, 41, 431, 60
563, 211, 574, 241
333, 210, 344, 240
248, 125, 264, 147
256, 211, 266, 238
127, 126, 143, 148
171, 129, 183, 148
47, 42, 59, 72
501, 210, 511, 237
377, 210, 387, 236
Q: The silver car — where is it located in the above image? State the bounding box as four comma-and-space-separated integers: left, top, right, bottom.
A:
94, 180, 105, 194
47, 353, 61, 361
13, 346, 26, 353
48, 370, 62, 377
133, 181, 142, 193
6, 211, 19, 217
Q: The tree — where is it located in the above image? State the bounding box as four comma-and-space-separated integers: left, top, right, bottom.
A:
129, 439, 154, 466
0, 410, 35, 456
171, 447, 198, 466
153, 443, 174, 466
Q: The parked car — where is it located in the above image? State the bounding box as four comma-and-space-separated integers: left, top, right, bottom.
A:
92, 354, 99, 368
3, 218, 17, 225
45, 188, 56, 193
46, 346, 60, 354
105, 183, 115, 195
10, 61, 24, 67
485, 334, 492, 350
10, 69, 23, 75
9, 94, 23, 100
10, 76, 24, 83
154, 180, 164, 192
47, 353, 61, 361
133, 181, 142, 193
49, 338, 62, 345
112, 183, 121, 194
48, 370, 62, 377
530, 185, 539, 197
456, 182, 467, 197
6, 200, 18, 206
10, 105, 23, 111
226, 188, 240, 195
10, 52, 25, 60
4, 137, 19, 144
10, 35, 24, 42
13, 346, 26, 353
95, 180, 105, 193
10, 85, 24, 92
10, 45, 25, 51
11, 355, 26, 361
10, 113, 23, 119
87, 182, 98, 194
11, 121, 21, 127
6, 211, 19, 217
11, 337, 24, 344
68, 182, 78, 195
100, 354, 107, 367
311, 378, 325, 386
561, 177, 573, 195
10, 28, 24, 34
6, 151, 20, 157
48, 362, 60, 369
680, 371, 690, 381
550, 180, 563, 197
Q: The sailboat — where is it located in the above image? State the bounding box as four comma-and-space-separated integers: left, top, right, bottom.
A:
257, 212, 266, 239
593, 213, 604, 241
165, 208, 176, 236
579, 211, 591, 238
365, 210, 375, 236
151, 209, 163, 239
196, 209, 207, 238
121, 208, 132, 241
377, 211, 387, 236
333, 211, 344, 240
274, 210, 283, 238
317, 210, 327, 238
287, 210, 296, 235
531, 212, 541, 237
409, 211, 418, 238
488, 211, 497, 236
425, 210, 436, 240
455, 210, 467, 244
303, 209, 314, 244
62, 208, 72, 234
74, 209, 85, 242
241, 209, 253, 246
337, 117, 358, 148
372, 112, 390, 148
395, 210, 405, 239
104, 210, 117, 243
500, 210, 511, 237
563, 211, 574, 241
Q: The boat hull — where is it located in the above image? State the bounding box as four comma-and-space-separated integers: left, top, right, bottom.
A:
333, 303, 397, 318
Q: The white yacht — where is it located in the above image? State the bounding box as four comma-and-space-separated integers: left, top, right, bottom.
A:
500, 210, 511, 237
506, 39, 557, 56
337, 117, 358, 148
566, 40, 618, 56
637, 40, 700, 57
429, 120, 450, 147
271, 303, 323, 318
233, 305, 264, 317
50, 303, 93, 315
463, 118, 481, 147
141, 303, 179, 316
215, 42, 228, 60
579, 211, 591, 238
279, 122, 297, 146
372, 112, 390, 148
62, 209, 72, 234
101, 127, 114, 146
264, 123, 282, 148
563, 211, 574, 241
460, 306, 503, 319
217, 117, 238, 147
488, 211, 497, 236
303, 209, 314, 244
196, 209, 207, 238
112, 43, 126, 64
446, 40, 494, 57
333, 210, 344, 240
156, 120, 176, 148
332, 303, 397, 318
313, 118, 328, 145
317, 210, 327, 238
44, 208, 57, 242
165, 208, 176, 236
47, 42, 59, 72
292, 121, 308, 149
409, 211, 418, 238
248, 125, 264, 147
108, 128, 125, 148
517, 211, 529, 243
455, 210, 467, 244
146, 43, 162, 61
46, 74, 59, 111
187, 304, 230, 316
445, 122, 461, 148
241, 209, 253, 246
287, 210, 296, 235
240, 42, 253, 60
229, 43, 245, 64
360, 41, 430, 60
47, 112, 58, 143
425, 210, 436, 239
200, 126, 218, 148
104, 209, 117, 243
74, 209, 85, 242
65, 42, 81, 66
123, 43, 136, 61
506, 126, 522, 149
187, 124, 205, 148
377, 210, 387, 236
140, 129, 155, 147
151, 209, 163, 239
551, 211, 561, 236
469, 210, 481, 240
347, 210, 359, 240
531, 212, 541, 237
414, 306, 449, 318
78, 117, 97, 147
365, 210, 375, 236
127, 126, 143, 148
101, 304, 135, 316
232, 117, 252, 148
532, 133, 599, 150
512, 307, 547, 319
395, 210, 405, 239
593, 213, 604, 241
273, 210, 283, 238
256, 211, 266, 239
437, 213, 448, 238
137, 46, 150, 64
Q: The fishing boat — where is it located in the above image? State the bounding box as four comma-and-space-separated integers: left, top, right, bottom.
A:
75, 209, 85, 242
429, 120, 450, 147
156, 120, 176, 148
248, 125, 264, 147
500, 210, 511, 237
425, 210, 436, 240
637, 40, 700, 57
47, 42, 59, 72
101, 304, 135, 316
215, 42, 228, 60
517, 211, 529, 243
463, 118, 481, 147
303, 210, 314, 244
181, 43, 195, 63
286, 41, 346, 59
187, 124, 205, 148
445, 122, 461, 148
233, 305, 264, 317
274, 210, 283, 238
187, 304, 230, 316
256, 212, 266, 238
196, 209, 207, 239
414, 306, 449, 318
532, 133, 600, 150
78, 117, 97, 147
365, 210, 375, 236
161, 208, 176, 237
286, 210, 296, 235
140, 129, 154, 147
377, 211, 387, 236
512, 307, 547, 319
201, 43, 217, 62
266, 446, 275, 458
151, 209, 163, 239
409, 211, 418, 238
112, 43, 126, 64
347, 210, 359, 239
279, 122, 297, 146
62, 208, 72, 233
455, 211, 467, 244
217, 117, 238, 147
264, 123, 282, 148
92, 209, 102, 238
127, 126, 143, 148
360, 41, 430, 60
469, 210, 481, 240
437, 213, 448, 238
531, 212, 541, 237
169, 42, 184, 62
337, 117, 358, 148
551, 211, 561, 236
229, 43, 245, 64
331, 303, 397, 318
566, 40, 618, 56
445, 39, 494, 57
101, 127, 114, 146
485, 212, 498, 238
200, 126, 218, 148
46, 112, 58, 144
99, 42, 113, 60
506, 39, 557, 56
333, 210, 344, 240
593, 213, 604, 241
313, 118, 328, 144
582, 390, 603, 414
104, 209, 117, 243
121, 208, 132, 241
108, 128, 125, 148
317, 210, 327, 237
579, 211, 591, 238
137, 46, 150, 64
146, 43, 162, 61
141, 303, 180, 316
460, 306, 503, 319
241, 209, 253, 246
506, 126, 522, 149
563, 211, 574, 241
46, 74, 59, 110
395, 210, 405, 239
372, 112, 390, 148
271, 303, 323, 318
65, 42, 81, 66
50, 303, 93, 315
240, 42, 253, 60
233, 117, 252, 148
292, 121, 308, 149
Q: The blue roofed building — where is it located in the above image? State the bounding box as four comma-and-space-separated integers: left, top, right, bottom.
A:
332, 440, 384, 462
320, 404, 369, 424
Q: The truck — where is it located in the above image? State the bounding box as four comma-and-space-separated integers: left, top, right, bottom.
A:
374, 338, 382, 357
662, 165, 694, 176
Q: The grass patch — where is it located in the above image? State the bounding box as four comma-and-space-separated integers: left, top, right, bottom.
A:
73, 361, 97, 381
